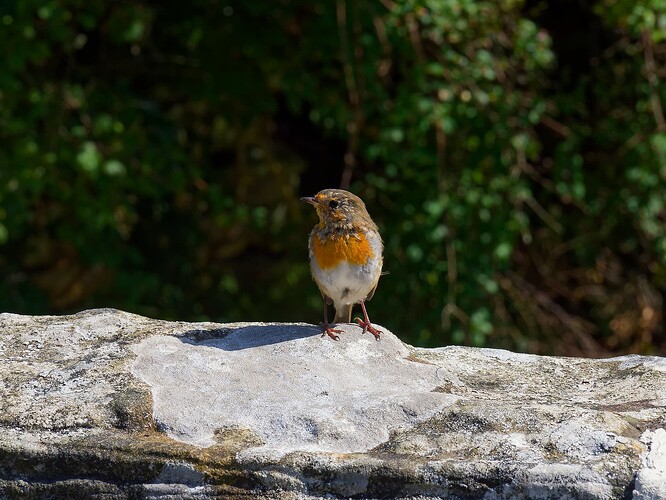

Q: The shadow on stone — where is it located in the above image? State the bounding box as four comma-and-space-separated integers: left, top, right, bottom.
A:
179, 323, 321, 350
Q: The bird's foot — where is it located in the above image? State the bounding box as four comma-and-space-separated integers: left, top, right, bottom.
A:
320, 323, 343, 340
354, 317, 381, 340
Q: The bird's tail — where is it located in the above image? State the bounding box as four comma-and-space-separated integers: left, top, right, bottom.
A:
333, 303, 353, 324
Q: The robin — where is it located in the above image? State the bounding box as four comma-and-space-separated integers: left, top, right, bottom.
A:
301, 189, 383, 340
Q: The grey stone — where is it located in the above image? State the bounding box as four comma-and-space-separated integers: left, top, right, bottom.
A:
634, 428, 666, 499
0, 308, 665, 499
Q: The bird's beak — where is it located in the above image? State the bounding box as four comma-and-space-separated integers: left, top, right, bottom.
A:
300, 196, 318, 206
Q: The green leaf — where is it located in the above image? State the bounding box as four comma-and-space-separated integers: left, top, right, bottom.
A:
77, 142, 101, 173
103, 160, 126, 176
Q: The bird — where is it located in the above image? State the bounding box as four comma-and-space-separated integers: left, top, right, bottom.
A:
301, 189, 383, 340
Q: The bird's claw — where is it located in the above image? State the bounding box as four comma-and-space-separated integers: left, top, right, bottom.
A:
354, 317, 381, 340
320, 323, 342, 341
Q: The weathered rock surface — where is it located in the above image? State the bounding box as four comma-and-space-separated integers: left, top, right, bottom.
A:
1, 308, 665, 499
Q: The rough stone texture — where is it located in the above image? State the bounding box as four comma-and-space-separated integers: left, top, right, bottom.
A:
1, 308, 665, 499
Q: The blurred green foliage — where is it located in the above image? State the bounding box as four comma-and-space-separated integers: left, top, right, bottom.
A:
0, 0, 664, 355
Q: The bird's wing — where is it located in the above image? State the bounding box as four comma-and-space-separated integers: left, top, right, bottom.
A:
364, 281, 379, 302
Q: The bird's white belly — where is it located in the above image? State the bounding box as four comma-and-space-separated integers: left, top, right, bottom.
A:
310, 259, 381, 306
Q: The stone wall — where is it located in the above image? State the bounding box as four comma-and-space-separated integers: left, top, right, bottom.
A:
1, 309, 665, 498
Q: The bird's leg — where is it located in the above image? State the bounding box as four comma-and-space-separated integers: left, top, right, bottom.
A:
354, 301, 381, 340
320, 296, 342, 340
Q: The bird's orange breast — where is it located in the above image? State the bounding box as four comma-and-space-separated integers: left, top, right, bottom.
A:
312, 233, 374, 270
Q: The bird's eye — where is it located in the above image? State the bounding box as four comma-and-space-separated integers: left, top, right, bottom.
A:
329, 200, 339, 209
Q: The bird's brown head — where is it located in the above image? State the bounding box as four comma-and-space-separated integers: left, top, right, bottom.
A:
301, 189, 374, 229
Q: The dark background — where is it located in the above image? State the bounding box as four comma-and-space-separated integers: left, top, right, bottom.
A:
1, 0, 664, 356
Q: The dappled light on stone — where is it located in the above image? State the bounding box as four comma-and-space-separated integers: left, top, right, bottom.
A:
131, 323, 455, 455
